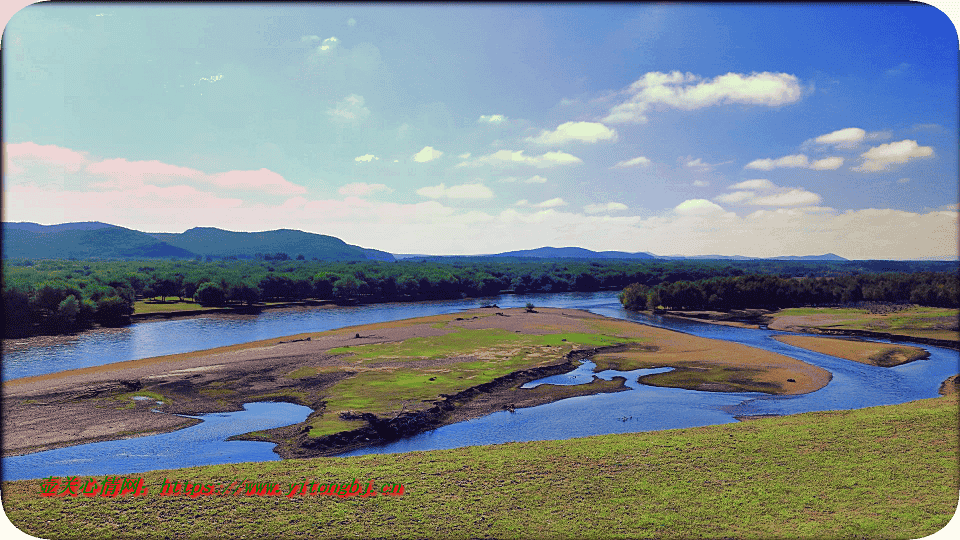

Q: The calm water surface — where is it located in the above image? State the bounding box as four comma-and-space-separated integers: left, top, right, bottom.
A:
4, 292, 957, 478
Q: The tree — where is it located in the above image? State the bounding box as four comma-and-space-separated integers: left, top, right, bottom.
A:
196, 282, 226, 307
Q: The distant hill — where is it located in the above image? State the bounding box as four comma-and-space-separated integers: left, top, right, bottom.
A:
766, 253, 848, 261
2, 223, 195, 259
2, 222, 394, 261
657, 253, 849, 261
148, 227, 394, 262
489, 247, 656, 260
3, 221, 115, 234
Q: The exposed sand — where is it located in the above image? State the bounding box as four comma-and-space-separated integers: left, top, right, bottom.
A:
3, 308, 831, 458
772, 335, 929, 367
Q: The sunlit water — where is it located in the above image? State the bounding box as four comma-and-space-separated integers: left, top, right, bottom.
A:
3, 292, 957, 478
3, 402, 312, 481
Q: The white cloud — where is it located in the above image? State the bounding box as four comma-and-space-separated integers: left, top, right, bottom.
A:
318, 36, 339, 52
809, 156, 844, 170
525, 121, 618, 145
327, 94, 370, 124
413, 146, 443, 163
417, 182, 494, 199
80, 156, 306, 196
347, 18, 357, 27
613, 156, 651, 168
354, 154, 379, 162
814, 127, 865, 148
898, 177, 911, 184
518, 198, 567, 208
338, 182, 393, 197
458, 152, 471, 159
535, 197, 567, 208
852, 139, 934, 172
749, 189, 822, 206
524, 175, 548, 184
456, 150, 583, 169
730, 179, 776, 190
745, 154, 809, 170
717, 180, 821, 207
693, 180, 709, 187
674, 199, 726, 215
604, 71, 803, 124
584, 202, 628, 214
478, 114, 507, 124
300, 35, 321, 43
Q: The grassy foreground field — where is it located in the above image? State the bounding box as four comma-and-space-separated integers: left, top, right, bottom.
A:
2, 394, 957, 539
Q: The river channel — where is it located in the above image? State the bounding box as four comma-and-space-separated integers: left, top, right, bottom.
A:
4, 292, 958, 480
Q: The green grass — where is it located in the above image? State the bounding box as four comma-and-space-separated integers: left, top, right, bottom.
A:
133, 300, 212, 314
775, 306, 958, 342
310, 326, 639, 436
3, 395, 956, 539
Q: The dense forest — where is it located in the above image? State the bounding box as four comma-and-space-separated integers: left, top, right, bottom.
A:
619, 273, 959, 311
3, 256, 957, 338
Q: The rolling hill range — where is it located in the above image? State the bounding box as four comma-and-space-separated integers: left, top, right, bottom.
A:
2, 223, 196, 260
2, 222, 394, 261
148, 227, 393, 261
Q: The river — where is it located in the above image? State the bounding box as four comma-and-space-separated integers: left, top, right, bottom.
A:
3, 292, 957, 480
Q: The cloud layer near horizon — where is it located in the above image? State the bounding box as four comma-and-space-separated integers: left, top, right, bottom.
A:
4, 141, 954, 259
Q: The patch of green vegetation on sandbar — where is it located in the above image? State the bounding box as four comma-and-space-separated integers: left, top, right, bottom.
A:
4, 396, 955, 539
311, 327, 639, 437
776, 306, 959, 342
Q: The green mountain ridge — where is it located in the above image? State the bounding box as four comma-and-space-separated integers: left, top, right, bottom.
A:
2, 223, 394, 261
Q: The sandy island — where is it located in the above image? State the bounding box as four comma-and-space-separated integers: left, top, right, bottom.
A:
3, 308, 831, 459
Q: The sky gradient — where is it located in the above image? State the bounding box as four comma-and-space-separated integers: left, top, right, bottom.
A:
3, 3, 958, 259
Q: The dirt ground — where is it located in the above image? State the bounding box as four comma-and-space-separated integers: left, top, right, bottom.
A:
3, 307, 831, 459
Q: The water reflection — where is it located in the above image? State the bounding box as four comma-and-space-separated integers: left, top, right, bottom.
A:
3, 402, 312, 481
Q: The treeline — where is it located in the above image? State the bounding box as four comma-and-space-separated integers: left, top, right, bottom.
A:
619, 273, 960, 311
4, 257, 957, 338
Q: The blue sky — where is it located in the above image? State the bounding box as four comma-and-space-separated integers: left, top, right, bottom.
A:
2, 3, 958, 259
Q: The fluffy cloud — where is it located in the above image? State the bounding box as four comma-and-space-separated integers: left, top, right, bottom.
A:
613, 156, 651, 168
354, 154, 379, 162
730, 179, 776, 190
5, 142, 88, 175
749, 189, 822, 206
852, 139, 934, 172
338, 182, 393, 197
478, 114, 507, 124
674, 199, 726, 215
744, 154, 809, 170
525, 175, 548, 184
81, 158, 306, 195
417, 182, 494, 199
693, 180, 709, 187
456, 150, 582, 169
809, 157, 844, 170
814, 127, 865, 148
716, 179, 820, 207
603, 71, 803, 124
584, 202, 628, 214
517, 198, 567, 208
525, 121, 617, 145
327, 94, 370, 124
680, 156, 732, 171
413, 146, 443, 163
